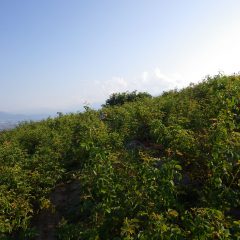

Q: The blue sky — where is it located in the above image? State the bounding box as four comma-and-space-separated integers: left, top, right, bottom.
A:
0, 0, 240, 113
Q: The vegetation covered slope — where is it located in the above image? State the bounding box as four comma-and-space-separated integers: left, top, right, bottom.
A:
0, 74, 240, 239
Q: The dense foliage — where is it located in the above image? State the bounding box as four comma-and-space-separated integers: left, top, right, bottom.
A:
0, 74, 240, 239
103, 91, 152, 107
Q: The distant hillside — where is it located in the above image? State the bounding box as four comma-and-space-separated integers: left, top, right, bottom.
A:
0, 112, 51, 131
0, 111, 28, 121
0, 111, 51, 121
0, 74, 240, 239
0, 112, 26, 130
0, 122, 17, 131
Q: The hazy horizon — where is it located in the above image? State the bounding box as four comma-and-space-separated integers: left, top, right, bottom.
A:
1, 0, 240, 114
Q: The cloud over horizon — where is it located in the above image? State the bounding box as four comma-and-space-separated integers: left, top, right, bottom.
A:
91, 68, 189, 103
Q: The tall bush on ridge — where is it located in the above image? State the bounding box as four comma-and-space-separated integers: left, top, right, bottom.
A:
103, 90, 152, 107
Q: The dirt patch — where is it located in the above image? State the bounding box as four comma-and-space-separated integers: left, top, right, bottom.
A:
33, 180, 81, 240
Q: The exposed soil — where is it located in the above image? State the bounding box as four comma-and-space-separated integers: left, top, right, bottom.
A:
33, 180, 81, 240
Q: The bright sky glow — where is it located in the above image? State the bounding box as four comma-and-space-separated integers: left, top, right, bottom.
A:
0, 0, 240, 113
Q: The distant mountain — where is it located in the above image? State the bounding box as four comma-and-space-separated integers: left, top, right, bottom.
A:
0, 112, 50, 131
0, 111, 51, 121
0, 122, 17, 131
0, 111, 29, 121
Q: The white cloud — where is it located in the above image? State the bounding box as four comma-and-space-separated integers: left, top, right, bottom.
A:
142, 71, 149, 83
65, 66, 239, 111
90, 68, 188, 105
154, 68, 168, 80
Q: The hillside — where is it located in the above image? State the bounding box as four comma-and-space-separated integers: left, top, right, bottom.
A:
0, 74, 240, 239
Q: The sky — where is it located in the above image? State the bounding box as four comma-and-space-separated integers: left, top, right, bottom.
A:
0, 0, 240, 114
